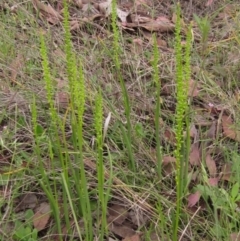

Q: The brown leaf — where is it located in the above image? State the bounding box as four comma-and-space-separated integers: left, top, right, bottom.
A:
55, 91, 69, 110
230, 233, 240, 241
9, 53, 24, 85
221, 163, 232, 181
156, 38, 167, 47
222, 115, 240, 142
15, 194, 38, 212
33, 202, 51, 231
205, 0, 215, 7
32, 0, 62, 24
98, 0, 129, 22
123, 234, 141, 241
206, 121, 216, 139
189, 143, 201, 166
162, 156, 176, 175
129, 210, 148, 227
107, 204, 128, 225
208, 177, 219, 186
188, 79, 200, 97
164, 126, 176, 145
124, 16, 174, 32
188, 191, 201, 207
74, 0, 83, 9
108, 223, 135, 238
129, 14, 152, 24
140, 17, 174, 32
135, 0, 149, 6
190, 123, 198, 139
132, 38, 144, 54
205, 154, 217, 177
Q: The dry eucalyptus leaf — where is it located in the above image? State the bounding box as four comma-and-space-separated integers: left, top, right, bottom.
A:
205, 153, 217, 177
129, 209, 148, 227
188, 191, 201, 207
33, 202, 51, 231
107, 204, 128, 225
16, 193, 38, 212
139, 18, 174, 32
208, 177, 219, 186
230, 233, 240, 241
129, 14, 151, 23
32, 0, 62, 24
162, 156, 176, 175
189, 123, 198, 139
188, 79, 200, 97
222, 115, 240, 142
9, 53, 24, 85
122, 234, 141, 241
108, 223, 135, 238
206, 121, 216, 139
189, 143, 201, 166
55, 91, 69, 110
221, 163, 232, 181
98, 0, 129, 22
74, 0, 83, 8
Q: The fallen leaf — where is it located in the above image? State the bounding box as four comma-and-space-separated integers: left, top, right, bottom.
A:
32, 0, 62, 24
164, 127, 176, 145
74, 0, 83, 9
9, 53, 24, 85
205, 154, 217, 177
107, 204, 128, 225
55, 91, 69, 110
135, 0, 148, 6
98, 0, 129, 22
162, 156, 176, 175
129, 210, 148, 227
230, 233, 240, 241
205, 0, 215, 7
206, 121, 216, 139
108, 223, 135, 238
190, 123, 198, 139
221, 163, 232, 181
208, 177, 219, 187
33, 202, 51, 231
129, 14, 152, 24
156, 37, 167, 47
15, 194, 38, 212
132, 38, 144, 54
188, 79, 200, 97
189, 143, 201, 166
123, 234, 141, 241
109, 238, 118, 241
188, 191, 201, 207
117, 8, 129, 22
123, 15, 174, 32
222, 115, 240, 142
140, 17, 174, 32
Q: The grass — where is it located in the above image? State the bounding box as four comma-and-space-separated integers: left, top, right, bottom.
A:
1, 0, 240, 240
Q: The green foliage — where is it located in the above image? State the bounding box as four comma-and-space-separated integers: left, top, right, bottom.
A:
111, 0, 135, 172
173, 3, 192, 240
13, 210, 38, 241
62, 1, 93, 240
196, 182, 240, 239
193, 14, 211, 54
94, 91, 107, 239
152, 34, 162, 178
39, 34, 57, 126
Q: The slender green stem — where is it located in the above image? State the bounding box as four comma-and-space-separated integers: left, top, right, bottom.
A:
111, 0, 135, 172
